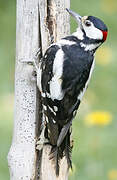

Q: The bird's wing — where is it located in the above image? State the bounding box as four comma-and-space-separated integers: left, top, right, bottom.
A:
41, 44, 65, 101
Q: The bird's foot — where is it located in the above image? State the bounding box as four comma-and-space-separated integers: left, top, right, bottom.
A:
36, 137, 49, 151
36, 124, 49, 151
19, 48, 42, 71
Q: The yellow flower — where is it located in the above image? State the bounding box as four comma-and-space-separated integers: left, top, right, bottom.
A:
108, 169, 117, 180
84, 111, 112, 126
96, 46, 112, 66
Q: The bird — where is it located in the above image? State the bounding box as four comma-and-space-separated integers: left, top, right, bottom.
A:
35, 9, 108, 175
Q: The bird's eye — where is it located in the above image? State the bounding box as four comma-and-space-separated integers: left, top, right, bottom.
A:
85, 21, 91, 27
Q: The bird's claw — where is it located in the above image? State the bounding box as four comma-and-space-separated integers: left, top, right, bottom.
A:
36, 138, 49, 151
19, 48, 42, 71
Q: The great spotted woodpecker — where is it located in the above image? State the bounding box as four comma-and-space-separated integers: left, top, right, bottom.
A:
26, 9, 108, 175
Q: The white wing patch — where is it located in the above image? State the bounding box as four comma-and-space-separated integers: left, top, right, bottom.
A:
49, 49, 65, 100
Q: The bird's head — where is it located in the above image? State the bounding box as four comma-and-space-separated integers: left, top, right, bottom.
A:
66, 9, 108, 44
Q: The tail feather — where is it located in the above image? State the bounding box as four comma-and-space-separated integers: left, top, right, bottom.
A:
49, 133, 72, 176
55, 147, 59, 176
65, 142, 72, 169
49, 146, 60, 176
57, 121, 72, 147
47, 118, 72, 176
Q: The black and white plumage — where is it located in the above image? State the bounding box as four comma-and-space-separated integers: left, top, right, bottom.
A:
37, 9, 108, 175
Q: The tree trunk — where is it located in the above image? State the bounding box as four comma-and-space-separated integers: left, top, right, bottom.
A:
7, 0, 70, 179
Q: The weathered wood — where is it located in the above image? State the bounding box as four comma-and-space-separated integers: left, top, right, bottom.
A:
39, 0, 70, 179
8, 0, 70, 179
7, 0, 40, 179
40, 145, 68, 180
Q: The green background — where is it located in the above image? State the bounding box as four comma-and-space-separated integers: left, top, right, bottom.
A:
0, 0, 117, 179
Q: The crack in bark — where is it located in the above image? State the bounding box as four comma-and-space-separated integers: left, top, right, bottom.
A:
46, 0, 57, 43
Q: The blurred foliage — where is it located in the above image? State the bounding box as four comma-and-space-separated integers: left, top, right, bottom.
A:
0, 0, 16, 94
0, 0, 117, 179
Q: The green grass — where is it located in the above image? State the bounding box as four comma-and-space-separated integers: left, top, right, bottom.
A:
0, 0, 117, 179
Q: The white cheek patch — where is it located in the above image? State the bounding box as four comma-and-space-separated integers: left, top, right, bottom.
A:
83, 23, 103, 40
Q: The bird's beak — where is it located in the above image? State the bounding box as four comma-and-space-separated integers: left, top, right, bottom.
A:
66, 8, 82, 26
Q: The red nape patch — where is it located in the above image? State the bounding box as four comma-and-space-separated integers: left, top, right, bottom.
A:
102, 31, 108, 41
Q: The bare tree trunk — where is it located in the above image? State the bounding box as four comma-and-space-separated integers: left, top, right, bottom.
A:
39, 1, 70, 179
8, 0, 70, 179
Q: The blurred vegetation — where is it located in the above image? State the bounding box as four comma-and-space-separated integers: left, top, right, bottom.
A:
0, 0, 117, 179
